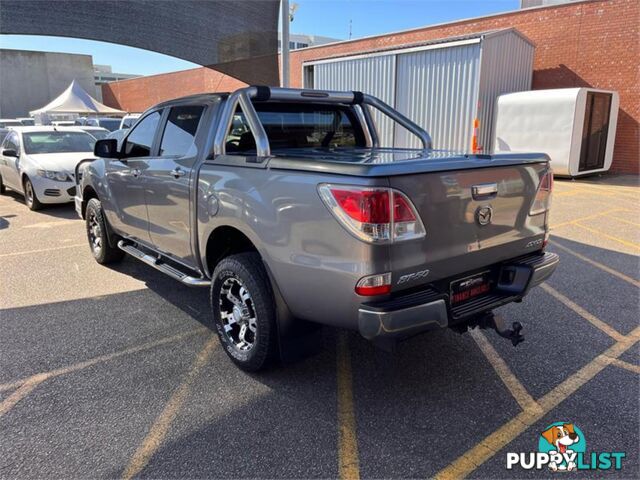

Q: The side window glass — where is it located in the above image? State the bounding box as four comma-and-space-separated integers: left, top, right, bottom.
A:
5, 133, 19, 151
124, 111, 161, 158
159, 105, 205, 157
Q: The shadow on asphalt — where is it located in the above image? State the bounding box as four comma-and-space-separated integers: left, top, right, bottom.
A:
0, 191, 79, 219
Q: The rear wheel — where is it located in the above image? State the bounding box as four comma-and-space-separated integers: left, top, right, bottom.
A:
0, 174, 5, 194
23, 177, 42, 210
210, 252, 278, 371
85, 198, 124, 264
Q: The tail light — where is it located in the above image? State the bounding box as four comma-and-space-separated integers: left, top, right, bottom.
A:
318, 184, 425, 244
529, 170, 553, 215
355, 273, 392, 296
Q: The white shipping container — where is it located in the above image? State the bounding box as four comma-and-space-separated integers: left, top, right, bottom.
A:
303, 28, 534, 152
493, 88, 619, 177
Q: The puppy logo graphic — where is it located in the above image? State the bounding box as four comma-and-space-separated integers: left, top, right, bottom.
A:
507, 422, 625, 472
539, 422, 585, 472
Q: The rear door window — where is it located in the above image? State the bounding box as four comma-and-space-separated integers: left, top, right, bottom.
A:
159, 105, 205, 157
123, 111, 161, 158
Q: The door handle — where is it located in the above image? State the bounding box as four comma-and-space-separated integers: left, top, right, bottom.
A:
131, 168, 141, 178
472, 183, 498, 199
170, 167, 186, 178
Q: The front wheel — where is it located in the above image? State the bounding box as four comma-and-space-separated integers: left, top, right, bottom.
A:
210, 252, 278, 371
85, 198, 124, 264
23, 177, 42, 210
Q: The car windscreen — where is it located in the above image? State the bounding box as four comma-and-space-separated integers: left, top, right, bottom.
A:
226, 103, 366, 153
99, 119, 122, 131
122, 118, 137, 129
86, 130, 109, 140
23, 131, 96, 154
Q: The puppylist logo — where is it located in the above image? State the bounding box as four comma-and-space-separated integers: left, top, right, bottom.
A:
506, 422, 626, 472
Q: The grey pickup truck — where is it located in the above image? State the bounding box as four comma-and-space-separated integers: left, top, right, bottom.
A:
75, 86, 558, 371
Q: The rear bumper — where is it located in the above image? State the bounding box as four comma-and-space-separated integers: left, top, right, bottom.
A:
358, 251, 559, 340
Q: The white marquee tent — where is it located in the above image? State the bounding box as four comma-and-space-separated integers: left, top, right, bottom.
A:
30, 79, 126, 116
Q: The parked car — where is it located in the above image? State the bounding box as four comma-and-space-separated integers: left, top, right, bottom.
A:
52, 120, 76, 127
119, 113, 141, 130
0, 127, 95, 210
75, 86, 558, 371
106, 128, 128, 149
84, 117, 122, 132
17, 118, 35, 126
78, 126, 110, 140
0, 119, 23, 128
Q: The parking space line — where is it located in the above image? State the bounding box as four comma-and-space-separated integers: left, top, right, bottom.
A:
549, 240, 640, 288
434, 327, 640, 480
0, 328, 206, 393
609, 216, 640, 228
551, 208, 628, 229
0, 243, 86, 258
469, 329, 541, 413
337, 332, 360, 480
0, 373, 48, 418
122, 335, 218, 480
572, 222, 640, 251
540, 283, 626, 342
608, 358, 640, 375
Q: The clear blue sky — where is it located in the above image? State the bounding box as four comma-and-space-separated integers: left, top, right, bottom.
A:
0, 0, 520, 76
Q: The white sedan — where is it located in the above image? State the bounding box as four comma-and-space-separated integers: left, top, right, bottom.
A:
0, 127, 95, 210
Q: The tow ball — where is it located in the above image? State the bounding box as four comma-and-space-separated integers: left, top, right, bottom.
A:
465, 311, 525, 346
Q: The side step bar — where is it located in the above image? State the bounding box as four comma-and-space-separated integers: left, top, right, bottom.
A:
117, 240, 210, 287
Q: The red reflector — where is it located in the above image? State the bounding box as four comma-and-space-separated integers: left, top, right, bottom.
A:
393, 192, 417, 222
330, 188, 390, 223
355, 284, 392, 296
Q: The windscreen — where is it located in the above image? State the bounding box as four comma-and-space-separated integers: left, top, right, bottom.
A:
226, 103, 366, 153
87, 130, 109, 140
99, 119, 122, 132
23, 131, 96, 154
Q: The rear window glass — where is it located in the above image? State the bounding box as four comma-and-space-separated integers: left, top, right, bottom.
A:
23, 131, 96, 154
226, 103, 365, 153
98, 119, 122, 132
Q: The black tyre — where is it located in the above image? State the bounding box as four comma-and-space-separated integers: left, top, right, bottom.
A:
85, 198, 124, 264
210, 252, 278, 371
0, 174, 5, 194
23, 177, 42, 210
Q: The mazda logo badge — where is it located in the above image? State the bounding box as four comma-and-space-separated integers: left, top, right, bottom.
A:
476, 206, 493, 226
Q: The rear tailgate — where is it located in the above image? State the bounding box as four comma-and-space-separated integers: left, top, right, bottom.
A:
388, 160, 549, 291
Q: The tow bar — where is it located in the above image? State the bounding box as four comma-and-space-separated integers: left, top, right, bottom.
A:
457, 311, 525, 346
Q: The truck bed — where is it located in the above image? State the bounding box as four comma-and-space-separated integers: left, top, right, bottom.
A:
263, 147, 549, 176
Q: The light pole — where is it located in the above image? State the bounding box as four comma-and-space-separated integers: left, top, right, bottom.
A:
281, 0, 290, 87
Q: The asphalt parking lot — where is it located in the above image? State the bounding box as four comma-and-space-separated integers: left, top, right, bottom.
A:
1, 175, 638, 479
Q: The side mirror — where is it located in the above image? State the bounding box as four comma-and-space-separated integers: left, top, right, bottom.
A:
94, 139, 121, 159
2, 149, 18, 158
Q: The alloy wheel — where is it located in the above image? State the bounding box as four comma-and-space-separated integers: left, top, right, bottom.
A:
219, 276, 257, 351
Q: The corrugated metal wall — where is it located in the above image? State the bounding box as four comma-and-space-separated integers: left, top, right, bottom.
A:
478, 31, 534, 152
314, 55, 396, 146
394, 43, 481, 150
306, 29, 534, 153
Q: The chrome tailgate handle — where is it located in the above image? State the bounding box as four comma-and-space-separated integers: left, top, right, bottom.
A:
472, 183, 498, 199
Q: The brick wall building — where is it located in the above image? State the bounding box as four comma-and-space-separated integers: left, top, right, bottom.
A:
103, 0, 639, 174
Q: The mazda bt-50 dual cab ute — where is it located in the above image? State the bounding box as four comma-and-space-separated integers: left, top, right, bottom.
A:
75, 86, 558, 371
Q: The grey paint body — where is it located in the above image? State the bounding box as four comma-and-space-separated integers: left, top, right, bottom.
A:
76, 90, 556, 338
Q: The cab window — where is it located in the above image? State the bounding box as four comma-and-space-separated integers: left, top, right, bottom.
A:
225, 102, 365, 153
123, 111, 161, 157
159, 105, 204, 157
